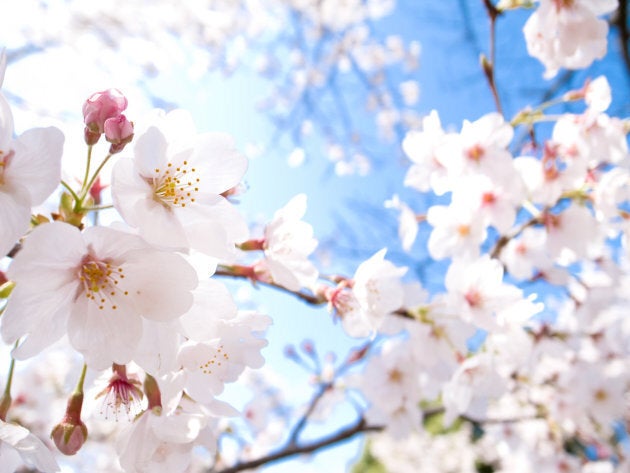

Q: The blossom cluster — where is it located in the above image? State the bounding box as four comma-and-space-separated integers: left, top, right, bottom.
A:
0, 65, 276, 470
0, 1, 629, 472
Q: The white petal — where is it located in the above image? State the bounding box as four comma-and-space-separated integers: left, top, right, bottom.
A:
0, 184, 30, 258
0, 421, 60, 473
68, 299, 143, 369
0, 94, 13, 150
179, 280, 238, 341
191, 132, 247, 194
6, 127, 64, 204
134, 126, 169, 177
123, 250, 198, 321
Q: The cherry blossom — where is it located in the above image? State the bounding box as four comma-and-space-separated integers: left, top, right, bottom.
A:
116, 402, 208, 473
0, 222, 198, 369
254, 193, 319, 291
326, 249, 407, 337
0, 89, 64, 258
444, 256, 528, 331
111, 109, 249, 260
523, 0, 618, 78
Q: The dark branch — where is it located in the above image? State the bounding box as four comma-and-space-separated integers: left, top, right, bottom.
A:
213, 268, 326, 306
212, 417, 382, 473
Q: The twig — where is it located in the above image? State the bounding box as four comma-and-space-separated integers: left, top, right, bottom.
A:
481, 0, 504, 115
212, 417, 382, 473
213, 268, 327, 306
287, 382, 333, 446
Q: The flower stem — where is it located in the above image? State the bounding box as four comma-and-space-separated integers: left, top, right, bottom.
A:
75, 363, 88, 394
0, 341, 18, 421
61, 180, 81, 206
80, 145, 93, 197
78, 153, 112, 209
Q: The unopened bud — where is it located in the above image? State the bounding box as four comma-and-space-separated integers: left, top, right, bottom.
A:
51, 392, 88, 455
104, 115, 134, 154
82, 89, 128, 145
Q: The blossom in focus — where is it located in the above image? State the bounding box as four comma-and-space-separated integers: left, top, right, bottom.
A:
0, 90, 64, 258
116, 403, 207, 473
0, 420, 60, 473
111, 110, 249, 260
177, 309, 271, 405
523, 0, 618, 78
0, 222, 198, 369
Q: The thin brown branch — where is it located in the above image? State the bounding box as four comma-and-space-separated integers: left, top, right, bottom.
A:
212, 417, 382, 473
481, 0, 503, 115
213, 268, 327, 306
287, 382, 333, 446
614, 0, 630, 74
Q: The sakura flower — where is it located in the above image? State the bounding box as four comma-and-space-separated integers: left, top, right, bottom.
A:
111, 109, 249, 260
403, 110, 451, 195
444, 256, 524, 331
514, 142, 587, 206
354, 339, 426, 437
327, 249, 407, 337
523, 0, 618, 78
0, 222, 198, 369
176, 310, 271, 405
0, 92, 64, 258
450, 174, 525, 234
501, 226, 550, 280
255, 193, 319, 291
426, 203, 487, 260
116, 404, 207, 473
434, 112, 514, 183
441, 353, 508, 426
0, 420, 59, 473
541, 204, 601, 259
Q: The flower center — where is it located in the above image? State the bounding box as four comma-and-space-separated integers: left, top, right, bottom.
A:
199, 345, 230, 375
152, 160, 200, 208
466, 144, 485, 162
78, 255, 128, 310
95, 366, 143, 420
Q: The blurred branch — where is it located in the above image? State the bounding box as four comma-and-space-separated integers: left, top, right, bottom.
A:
286, 381, 333, 446
481, 0, 504, 115
214, 267, 327, 306
615, 0, 630, 73
212, 417, 382, 473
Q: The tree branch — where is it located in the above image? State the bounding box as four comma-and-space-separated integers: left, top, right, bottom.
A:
214, 268, 327, 306
212, 417, 382, 473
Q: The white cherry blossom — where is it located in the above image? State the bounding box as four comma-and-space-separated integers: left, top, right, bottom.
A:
523, 0, 618, 78
329, 249, 407, 337
0, 91, 64, 258
0, 222, 198, 369
258, 193, 319, 291
444, 256, 525, 331
111, 109, 249, 260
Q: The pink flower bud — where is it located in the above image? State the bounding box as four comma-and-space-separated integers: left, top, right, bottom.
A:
51, 420, 88, 456
104, 115, 134, 154
51, 392, 88, 455
82, 89, 128, 135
